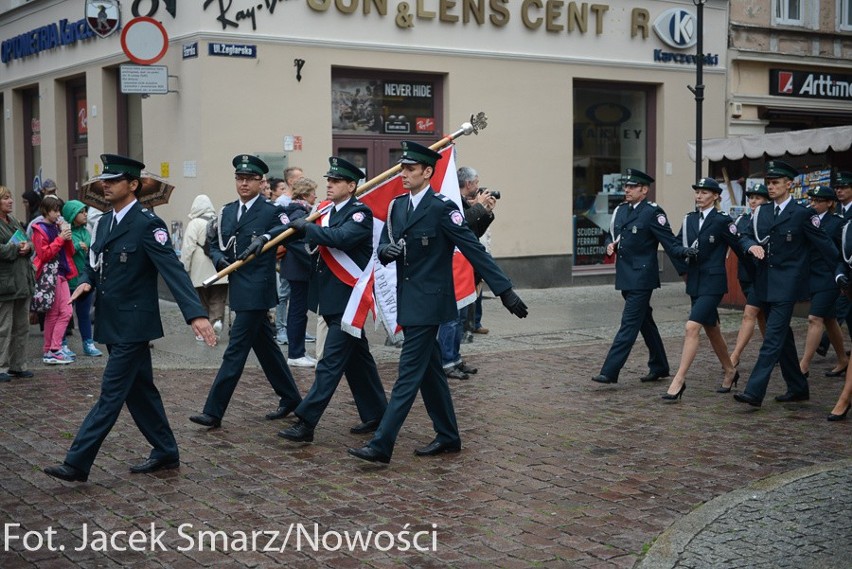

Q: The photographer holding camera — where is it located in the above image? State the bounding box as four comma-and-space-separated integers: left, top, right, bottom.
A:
438, 167, 499, 379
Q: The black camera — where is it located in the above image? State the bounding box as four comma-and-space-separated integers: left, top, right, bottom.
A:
479, 187, 501, 199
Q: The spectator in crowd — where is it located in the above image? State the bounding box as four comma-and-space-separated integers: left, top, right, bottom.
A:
282, 177, 318, 367
181, 194, 228, 337
22, 182, 43, 224
274, 168, 301, 344
0, 185, 35, 382
61, 200, 103, 357
31, 195, 77, 365
26, 179, 63, 237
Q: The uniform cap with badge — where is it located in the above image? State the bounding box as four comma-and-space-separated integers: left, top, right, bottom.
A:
324, 156, 365, 182
764, 160, 798, 180
691, 177, 722, 193
745, 183, 769, 198
98, 154, 145, 180
807, 185, 838, 200
832, 171, 852, 188
232, 154, 269, 176
622, 168, 654, 187
398, 141, 442, 167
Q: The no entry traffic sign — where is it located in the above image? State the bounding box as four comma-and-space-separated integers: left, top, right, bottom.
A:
120, 17, 169, 66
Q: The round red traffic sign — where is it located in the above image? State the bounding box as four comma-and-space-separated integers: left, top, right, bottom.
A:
120, 17, 169, 65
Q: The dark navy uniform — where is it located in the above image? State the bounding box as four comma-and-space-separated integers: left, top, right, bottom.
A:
63, 201, 206, 475
734, 211, 758, 301
289, 196, 387, 432
597, 199, 687, 381
739, 195, 839, 404
808, 210, 844, 317
200, 195, 302, 421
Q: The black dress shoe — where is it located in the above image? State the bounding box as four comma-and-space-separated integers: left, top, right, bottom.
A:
591, 374, 617, 384
825, 367, 847, 378
265, 403, 298, 421
129, 457, 179, 474
347, 446, 391, 464
44, 463, 88, 482
414, 439, 462, 456
816, 345, 828, 357
278, 420, 314, 442
189, 413, 221, 428
457, 362, 478, 375
775, 391, 810, 403
446, 368, 469, 380
639, 371, 669, 382
8, 370, 34, 378
350, 418, 380, 434
733, 392, 762, 407
827, 403, 851, 422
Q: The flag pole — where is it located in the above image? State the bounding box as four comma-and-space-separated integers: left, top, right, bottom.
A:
202, 112, 488, 287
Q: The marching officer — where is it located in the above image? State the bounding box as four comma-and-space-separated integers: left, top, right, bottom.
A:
662, 178, 743, 401
593, 169, 687, 385
190, 154, 302, 429
348, 141, 528, 464
44, 154, 217, 482
278, 157, 388, 443
735, 160, 839, 407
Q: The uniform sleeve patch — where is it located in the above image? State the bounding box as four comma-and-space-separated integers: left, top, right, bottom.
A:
729, 223, 737, 235
352, 212, 365, 223
153, 228, 169, 245
811, 215, 821, 228
279, 213, 290, 225
450, 210, 464, 226
657, 214, 667, 226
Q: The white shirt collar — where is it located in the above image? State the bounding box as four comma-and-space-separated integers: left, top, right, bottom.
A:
112, 199, 138, 224
240, 194, 261, 211
408, 187, 431, 210
775, 196, 793, 213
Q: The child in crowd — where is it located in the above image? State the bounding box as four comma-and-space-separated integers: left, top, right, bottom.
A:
62, 200, 102, 357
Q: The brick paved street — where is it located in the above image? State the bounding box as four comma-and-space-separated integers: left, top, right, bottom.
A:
1, 285, 850, 567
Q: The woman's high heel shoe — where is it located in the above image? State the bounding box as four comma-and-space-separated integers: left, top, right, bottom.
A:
827, 403, 851, 422
716, 371, 740, 394
662, 383, 686, 402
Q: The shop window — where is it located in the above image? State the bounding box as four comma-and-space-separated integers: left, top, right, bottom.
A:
841, 0, 852, 30
572, 83, 653, 268
774, 0, 803, 25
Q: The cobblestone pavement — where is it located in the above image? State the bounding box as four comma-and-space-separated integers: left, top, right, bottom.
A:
1, 285, 850, 568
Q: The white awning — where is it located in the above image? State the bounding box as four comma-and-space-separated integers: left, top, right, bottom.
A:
688, 125, 852, 162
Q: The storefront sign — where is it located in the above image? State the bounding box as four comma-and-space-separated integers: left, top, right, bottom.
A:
1, 18, 99, 64
204, 0, 284, 30
132, 0, 177, 19
85, 0, 120, 39
770, 69, 852, 101
652, 7, 695, 49
653, 49, 719, 67
208, 42, 257, 57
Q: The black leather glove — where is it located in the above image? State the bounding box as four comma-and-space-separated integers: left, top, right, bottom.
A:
288, 217, 308, 235
684, 247, 698, 261
500, 289, 528, 318
236, 235, 269, 261
378, 242, 404, 264
215, 258, 229, 272
838, 274, 850, 291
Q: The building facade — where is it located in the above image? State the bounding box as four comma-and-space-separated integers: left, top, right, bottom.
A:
0, 0, 730, 287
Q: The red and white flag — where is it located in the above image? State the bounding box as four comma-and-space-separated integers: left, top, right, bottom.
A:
358, 145, 475, 339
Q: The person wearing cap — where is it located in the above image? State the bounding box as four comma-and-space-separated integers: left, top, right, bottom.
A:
277, 157, 387, 444
190, 154, 302, 429
828, 209, 852, 421
592, 168, 688, 386
817, 170, 852, 358
661, 178, 745, 401
348, 141, 527, 465
735, 160, 838, 408
44, 154, 217, 483
796, 185, 847, 379
728, 183, 769, 372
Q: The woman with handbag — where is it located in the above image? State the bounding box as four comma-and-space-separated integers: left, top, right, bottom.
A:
31, 195, 77, 365
0, 186, 35, 381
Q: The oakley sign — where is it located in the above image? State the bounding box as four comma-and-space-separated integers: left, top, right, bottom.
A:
653, 8, 697, 49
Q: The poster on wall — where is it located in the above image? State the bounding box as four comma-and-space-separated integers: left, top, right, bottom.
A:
332, 78, 435, 135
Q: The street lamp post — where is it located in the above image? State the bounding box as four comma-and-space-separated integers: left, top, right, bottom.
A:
688, 0, 705, 182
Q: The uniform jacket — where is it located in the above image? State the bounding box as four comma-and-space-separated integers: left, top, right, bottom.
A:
741, 200, 839, 303
82, 202, 206, 344
676, 208, 742, 297
378, 189, 512, 326
808, 211, 844, 293
209, 197, 288, 311
606, 200, 687, 291
734, 212, 757, 283
303, 198, 373, 316
835, 220, 852, 279
281, 201, 312, 282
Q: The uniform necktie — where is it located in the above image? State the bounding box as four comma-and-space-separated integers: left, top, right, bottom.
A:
774, 205, 781, 219
699, 212, 704, 220
239, 204, 247, 221
406, 199, 414, 221
109, 215, 116, 234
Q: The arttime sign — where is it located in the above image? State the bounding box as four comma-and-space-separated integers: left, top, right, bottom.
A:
770, 69, 852, 101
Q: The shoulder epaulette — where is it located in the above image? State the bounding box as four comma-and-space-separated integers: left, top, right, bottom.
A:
433, 193, 450, 202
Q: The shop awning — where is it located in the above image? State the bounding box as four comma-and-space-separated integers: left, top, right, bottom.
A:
688, 125, 852, 162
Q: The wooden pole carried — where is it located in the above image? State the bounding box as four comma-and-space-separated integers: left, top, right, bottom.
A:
203, 112, 488, 287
